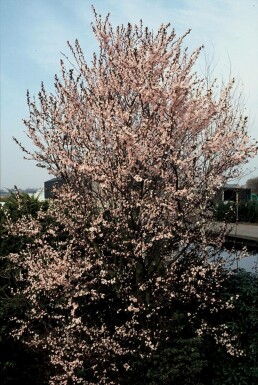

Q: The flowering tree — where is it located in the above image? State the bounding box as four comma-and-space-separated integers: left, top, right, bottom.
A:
9, 10, 257, 385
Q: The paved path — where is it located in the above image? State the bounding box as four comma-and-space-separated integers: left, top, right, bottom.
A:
210, 223, 258, 252
214, 222, 258, 243
223, 223, 258, 241
213, 222, 258, 241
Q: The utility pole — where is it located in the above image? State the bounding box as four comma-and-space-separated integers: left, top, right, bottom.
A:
236, 190, 239, 223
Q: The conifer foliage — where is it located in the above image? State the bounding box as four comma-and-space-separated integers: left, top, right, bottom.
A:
9, 9, 257, 385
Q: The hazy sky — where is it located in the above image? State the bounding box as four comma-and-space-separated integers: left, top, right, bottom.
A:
1, 0, 258, 189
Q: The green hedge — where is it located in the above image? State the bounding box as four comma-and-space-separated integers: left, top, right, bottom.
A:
214, 201, 258, 223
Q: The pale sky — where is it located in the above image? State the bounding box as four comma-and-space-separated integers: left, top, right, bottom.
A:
1, 0, 258, 189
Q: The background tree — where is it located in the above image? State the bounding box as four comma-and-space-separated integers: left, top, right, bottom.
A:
246, 176, 258, 194
8, 9, 258, 385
